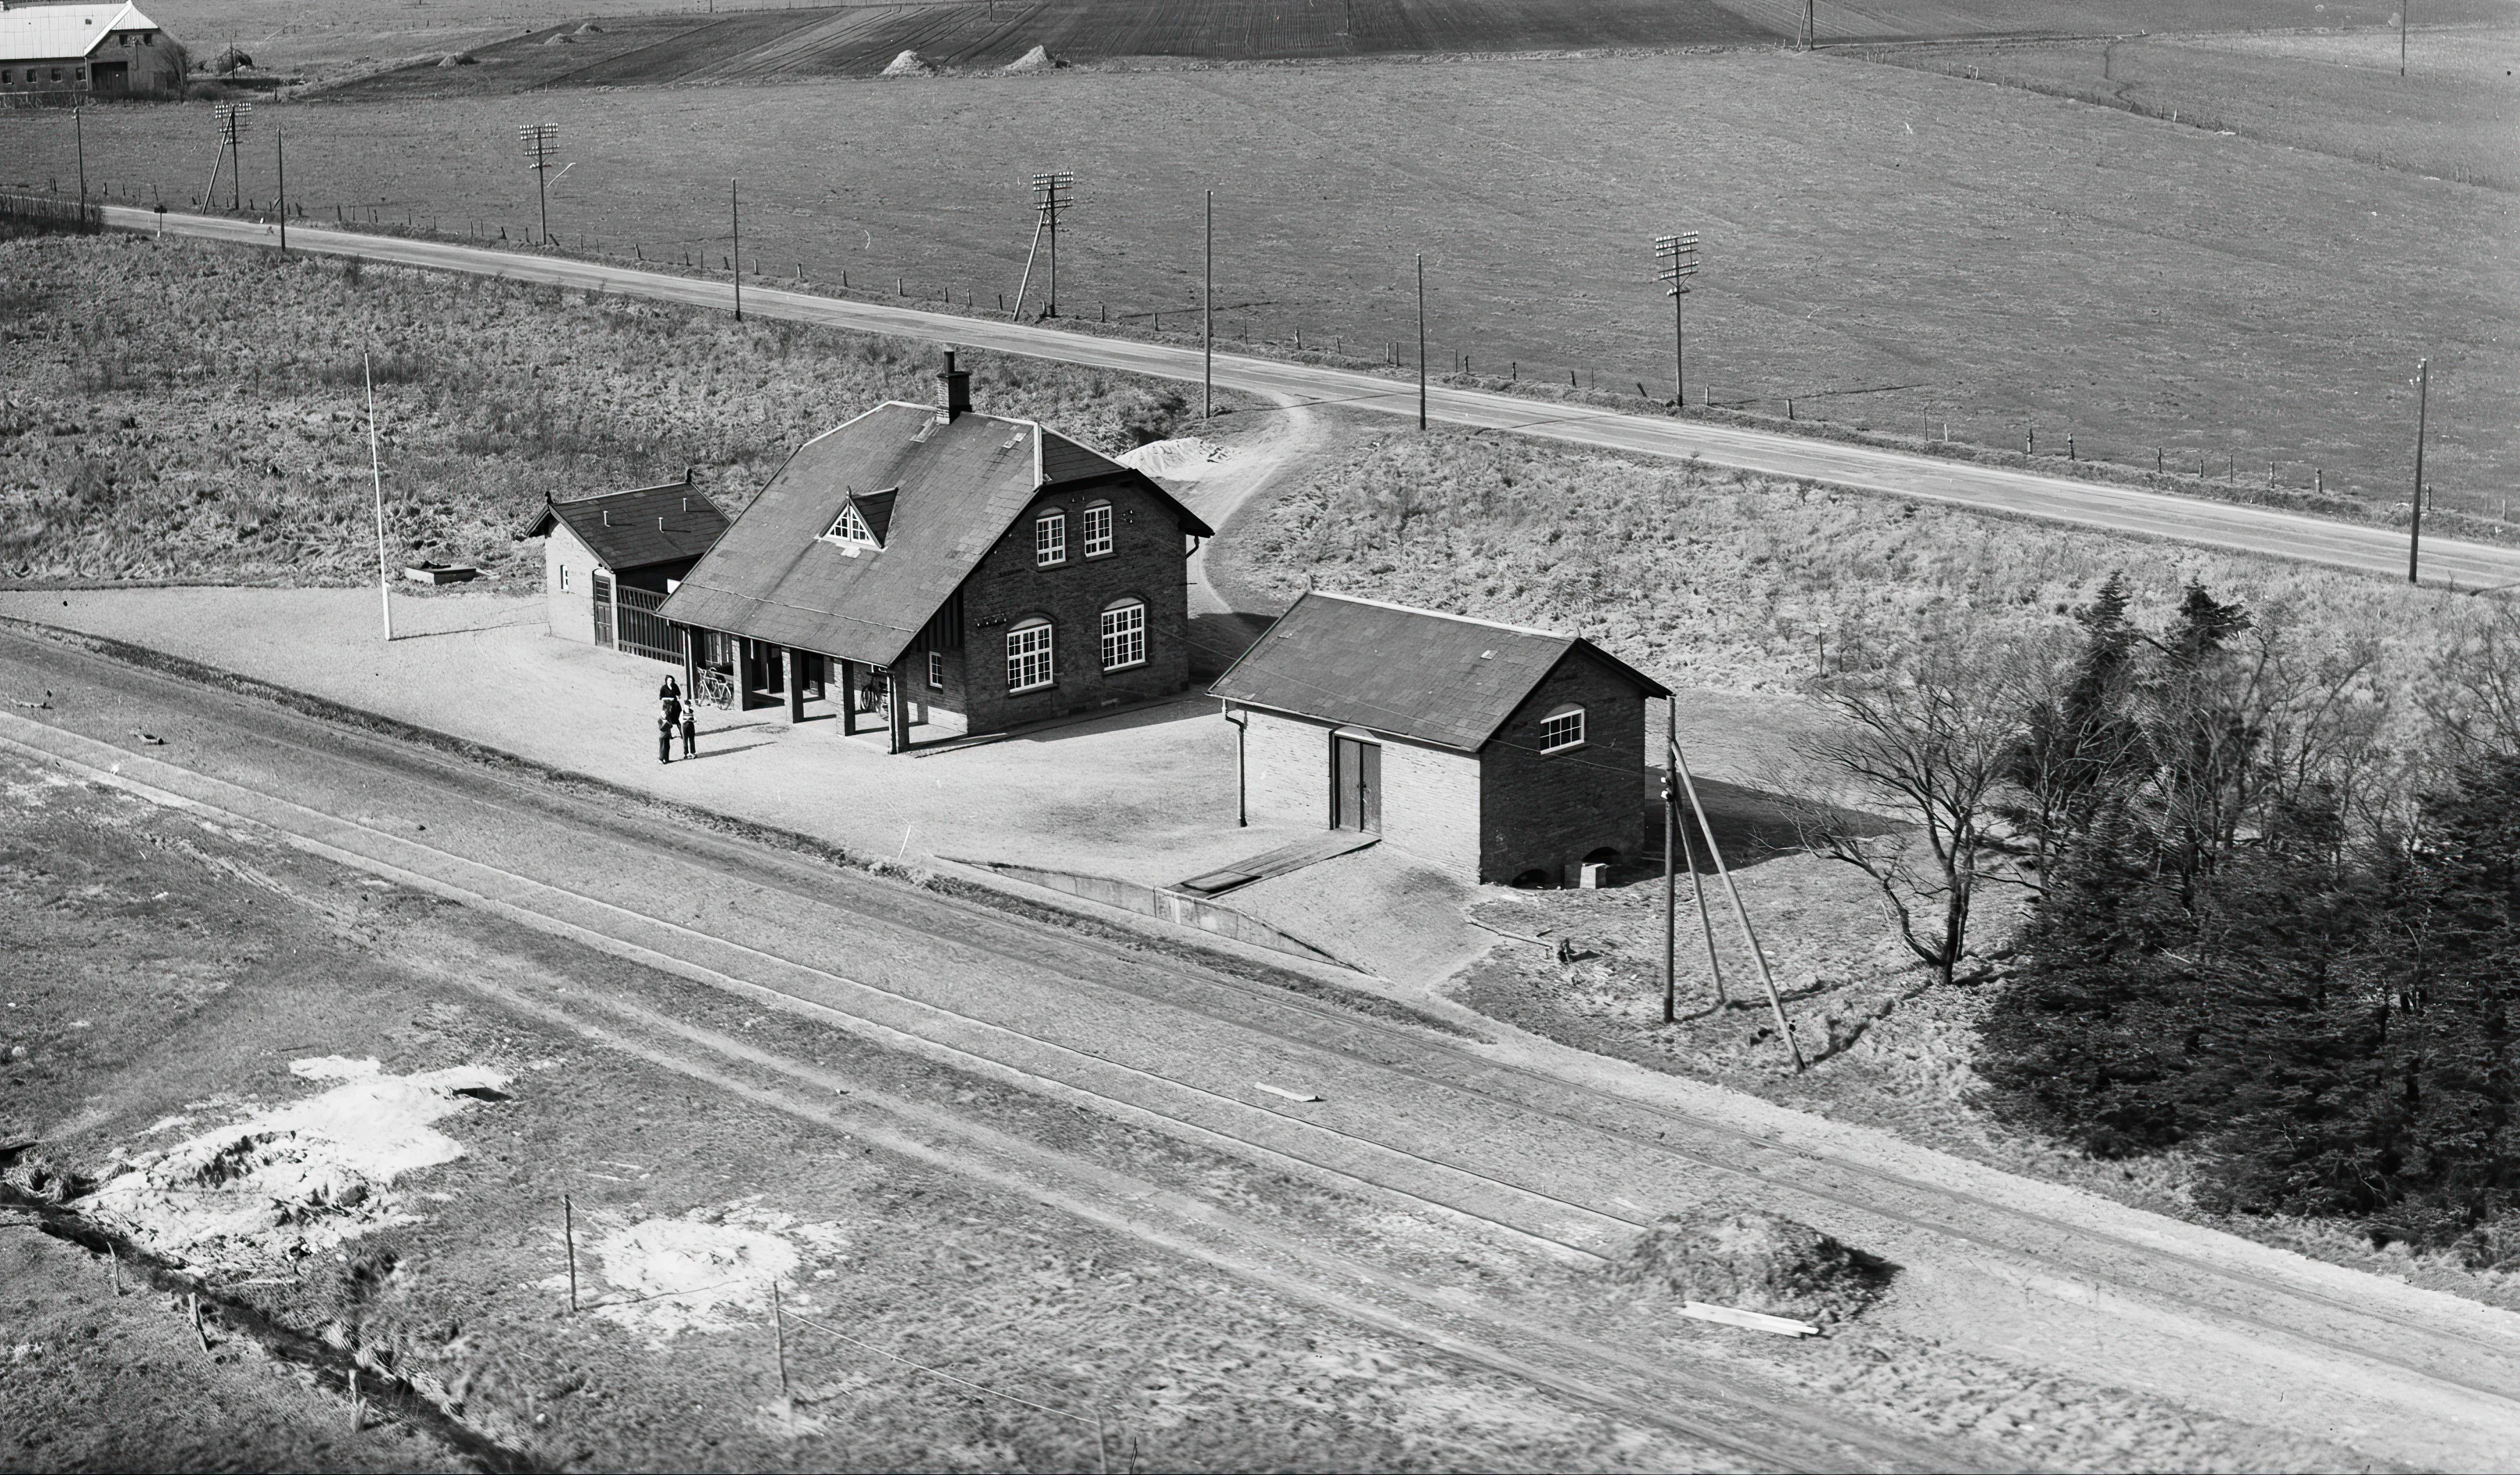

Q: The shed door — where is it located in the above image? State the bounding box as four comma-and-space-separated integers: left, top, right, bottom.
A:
1332, 736, 1382, 833
591, 571, 615, 648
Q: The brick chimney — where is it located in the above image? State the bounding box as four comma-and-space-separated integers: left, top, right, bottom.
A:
938, 351, 972, 421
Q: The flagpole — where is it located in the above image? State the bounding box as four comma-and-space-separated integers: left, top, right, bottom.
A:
366, 353, 393, 641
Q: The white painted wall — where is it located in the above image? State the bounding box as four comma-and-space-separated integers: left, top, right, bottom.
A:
542, 522, 598, 645
1234, 707, 1480, 878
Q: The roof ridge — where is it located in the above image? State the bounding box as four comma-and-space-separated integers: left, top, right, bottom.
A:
1304, 590, 1573, 643
550, 480, 705, 505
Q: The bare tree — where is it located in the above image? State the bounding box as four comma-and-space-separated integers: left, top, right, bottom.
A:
1790, 623, 2054, 987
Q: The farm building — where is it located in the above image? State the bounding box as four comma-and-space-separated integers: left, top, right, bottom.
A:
654, 354, 1215, 750
1209, 593, 1667, 887
0, 2, 182, 99
521, 477, 729, 660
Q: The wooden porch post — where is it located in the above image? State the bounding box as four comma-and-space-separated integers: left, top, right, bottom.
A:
887, 666, 910, 754
840, 659, 858, 736
680, 627, 698, 708
783, 648, 805, 725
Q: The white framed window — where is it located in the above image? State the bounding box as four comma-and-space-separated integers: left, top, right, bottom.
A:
824, 502, 877, 549
559, 565, 570, 592
927, 650, 944, 691
1540, 704, 1587, 753
1082, 502, 1113, 558
1035, 511, 1067, 567
1099, 600, 1146, 672
1007, 620, 1055, 692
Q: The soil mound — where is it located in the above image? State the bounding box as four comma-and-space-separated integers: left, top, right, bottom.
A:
1001, 44, 1063, 74
879, 49, 935, 77
575, 20, 604, 33
543, 32, 571, 44
1609, 1206, 1887, 1324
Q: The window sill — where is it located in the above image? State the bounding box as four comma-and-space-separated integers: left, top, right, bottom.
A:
1541, 741, 1588, 755
1008, 682, 1057, 695
1101, 659, 1147, 674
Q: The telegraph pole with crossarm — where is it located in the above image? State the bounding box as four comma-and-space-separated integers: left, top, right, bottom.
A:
519, 123, 559, 245
1654, 231, 1699, 407
1032, 171, 1073, 318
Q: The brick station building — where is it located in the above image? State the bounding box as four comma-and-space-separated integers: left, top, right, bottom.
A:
1209, 592, 1668, 886
656, 354, 1215, 750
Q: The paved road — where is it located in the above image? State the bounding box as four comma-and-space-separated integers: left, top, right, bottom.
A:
108, 206, 2520, 591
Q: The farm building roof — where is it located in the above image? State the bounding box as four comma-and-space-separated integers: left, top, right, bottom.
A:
522, 479, 730, 572
654, 401, 1213, 666
1209, 592, 1669, 752
0, 3, 159, 61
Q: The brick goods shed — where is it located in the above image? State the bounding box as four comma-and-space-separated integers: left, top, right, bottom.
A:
1209, 593, 1668, 886
521, 477, 729, 661
0, 3, 183, 98
655, 354, 1215, 750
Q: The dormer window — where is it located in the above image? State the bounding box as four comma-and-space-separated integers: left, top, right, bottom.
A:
1035, 510, 1067, 567
828, 504, 876, 545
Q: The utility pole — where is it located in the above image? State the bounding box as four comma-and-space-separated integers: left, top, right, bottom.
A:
730, 177, 742, 322
275, 126, 286, 252
1214, 190, 1225, 415
365, 353, 393, 642
2400, 0, 2409, 76
1202, 189, 1213, 419
1653, 231, 1699, 406
212, 101, 251, 213
2409, 356, 2429, 584
519, 122, 558, 244
1661, 763, 1677, 1023
1673, 737, 1799, 1070
1415, 253, 1427, 431
74, 104, 85, 205
1801, 0, 1815, 49
1031, 171, 1073, 318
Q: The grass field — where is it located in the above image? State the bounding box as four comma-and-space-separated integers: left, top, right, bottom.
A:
17, 47, 2512, 506
0, 236, 1215, 583
1865, 22, 2520, 190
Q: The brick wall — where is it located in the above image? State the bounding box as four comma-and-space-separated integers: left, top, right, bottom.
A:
1478, 650, 1648, 884
541, 522, 597, 645
1236, 708, 1482, 878
955, 475, 1194, 733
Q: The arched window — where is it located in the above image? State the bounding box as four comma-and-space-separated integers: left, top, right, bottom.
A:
1006, 619, 1055, 692
1539, 704, 1586, 753
1099, 599, 1146, 672
1082, 501, 1114, 558
1034, 511, 1067, 567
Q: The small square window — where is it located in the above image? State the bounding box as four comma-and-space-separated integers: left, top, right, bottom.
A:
1540, 707, 1585, 752
1083, 503, 1113, 558
1035, 511, 1067, 567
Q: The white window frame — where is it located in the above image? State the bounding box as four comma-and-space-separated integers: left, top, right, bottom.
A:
1099, 600, 1146, 673
558, 564, 570, 592
1035, 511, 1067, 567
927, 650, 944, 691
824, 502, 878, 552
1539, 704, 1587, 753
1082, 502, 1114, 559
1007, 620, 1055, 693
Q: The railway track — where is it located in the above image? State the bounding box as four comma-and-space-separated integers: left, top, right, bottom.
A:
7, 623, 2520, 1468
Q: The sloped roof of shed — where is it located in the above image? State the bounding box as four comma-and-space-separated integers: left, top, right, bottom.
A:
1208, 592, 1669, 752
523, 481, 728, 572
654, 402, 1211, 667
0, 3, 155, 61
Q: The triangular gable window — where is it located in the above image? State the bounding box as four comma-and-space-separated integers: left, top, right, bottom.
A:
825, 502, 879, 549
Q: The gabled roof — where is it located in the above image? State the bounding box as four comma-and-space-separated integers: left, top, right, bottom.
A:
522, 480, 730, 572
0, 3, 157, 62
655, 402, 1214, 666
1208, 591, 1671, 752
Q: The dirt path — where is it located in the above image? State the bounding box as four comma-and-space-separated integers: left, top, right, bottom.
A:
1179, 391, 1327, 619
6, 626, 2517, 1469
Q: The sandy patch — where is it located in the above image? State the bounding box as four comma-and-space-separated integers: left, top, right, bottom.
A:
562, 1198, 852, 1342
83, 1058, 511, 1272
1116, 436, 1232, 481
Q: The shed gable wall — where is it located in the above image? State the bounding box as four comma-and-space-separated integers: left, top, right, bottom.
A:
542, 521, 598, 645
1478, 649, 1650, 884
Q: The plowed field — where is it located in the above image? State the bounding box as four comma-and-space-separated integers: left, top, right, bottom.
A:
329, 0, 1775, 99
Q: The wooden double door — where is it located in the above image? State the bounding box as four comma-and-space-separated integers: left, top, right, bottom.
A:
1332, 734, 1382, 833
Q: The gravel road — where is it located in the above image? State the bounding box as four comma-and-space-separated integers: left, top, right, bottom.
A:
104, 206, 2520, 593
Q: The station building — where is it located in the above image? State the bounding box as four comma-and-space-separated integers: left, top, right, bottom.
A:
1209, 592, 1667, 886
655, 354, 1215, 749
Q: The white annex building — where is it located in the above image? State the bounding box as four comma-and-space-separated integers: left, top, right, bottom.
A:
0, 2, 182, 97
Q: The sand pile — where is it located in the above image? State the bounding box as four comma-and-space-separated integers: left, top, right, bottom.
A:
1115, 436, 1230, 481
879, 49, 935, 77
557, 1198, 853, 1342
436, 52, 475, 67
1001, 44, 1063, 74
1609, 1206, 1885, 1324
82, 1055, 510, 1273
543, 32, 571, 44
